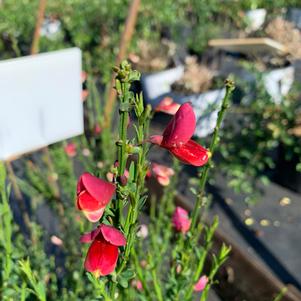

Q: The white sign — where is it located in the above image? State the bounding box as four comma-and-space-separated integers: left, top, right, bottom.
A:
0, 48, 83, 160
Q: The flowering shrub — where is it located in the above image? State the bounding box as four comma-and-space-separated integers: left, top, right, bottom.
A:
75, 61, 234, 300
0, 61, 234, 301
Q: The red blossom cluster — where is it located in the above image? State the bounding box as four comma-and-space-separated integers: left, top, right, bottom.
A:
76, 173, 125, 277
76, 102, 210, 278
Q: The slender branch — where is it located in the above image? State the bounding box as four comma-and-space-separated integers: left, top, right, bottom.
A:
190, 79, 235, 231
132, 248, 152, 298
31, 0, 47, 55
104, 0, 141, 127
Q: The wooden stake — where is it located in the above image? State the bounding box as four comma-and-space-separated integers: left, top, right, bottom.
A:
30, 0, 61, 199
30, 0, 47, 55
103, 0, 141, 127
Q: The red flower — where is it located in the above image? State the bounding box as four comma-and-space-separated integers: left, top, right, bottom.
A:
76, 173, 115, 222
194, 275, 208, 292
80, 224, 126, 277
172, 206, 191, 234
94, 124, 102, 135
151, 163, 175, 186
155, 97, 180, 115
64, 142, 77, 157
150, 102, 210, 166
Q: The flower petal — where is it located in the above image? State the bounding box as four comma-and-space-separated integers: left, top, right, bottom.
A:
83, 207, 105, 223
149, 135, 163, 146
172, 206, 191, 233
78, 173, 115, 207
64, 143, 77, 157
100, 224, 126, 246
77, 173, 86, 194
155, 97, 180, 115
152, 163, 175, 177
194, 275, 208, 292
80, 227, 102, 243
77, 190, 101, 211
157, 175, 170, 186
84, 238, 119, 277
169, 139, 209, 166
162, 102, 196, 147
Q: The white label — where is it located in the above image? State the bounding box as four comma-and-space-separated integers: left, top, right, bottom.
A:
0, 48, 83, 160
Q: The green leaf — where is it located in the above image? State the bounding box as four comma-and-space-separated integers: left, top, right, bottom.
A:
189, 187, 197, 195
128, 161, 136, 183
0, 162, 6, 190
118, 275, 129, 288
121, 268, 136, 280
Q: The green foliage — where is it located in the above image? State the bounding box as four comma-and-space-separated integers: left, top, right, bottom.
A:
0, 0, 38, 57
1, 0, 286, 298
5, 63, 231, 300
3, 0, 298, 81
0, 162, 13, 284
0, 163, 49, 301
120, 78, 234, 300
19, 259, 46, 301
219, 64, 301, 203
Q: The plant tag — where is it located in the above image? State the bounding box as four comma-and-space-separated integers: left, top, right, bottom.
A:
0, 48, 83, 160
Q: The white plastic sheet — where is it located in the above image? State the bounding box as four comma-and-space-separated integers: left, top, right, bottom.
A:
0, 48, 83, 160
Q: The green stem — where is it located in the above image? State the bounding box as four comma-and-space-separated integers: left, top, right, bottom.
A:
115, 82, 130, 226
132, 248, 152, 298
185, 218, 218, 299
118, 106, 129, 176
118, 153, 145, 272
98, 279, 112, 301
115, 108, 150, 294
116, 82, 129, 175
190, 80, 235, 231
151, 269, 163, 301
273, 287, 288, 301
